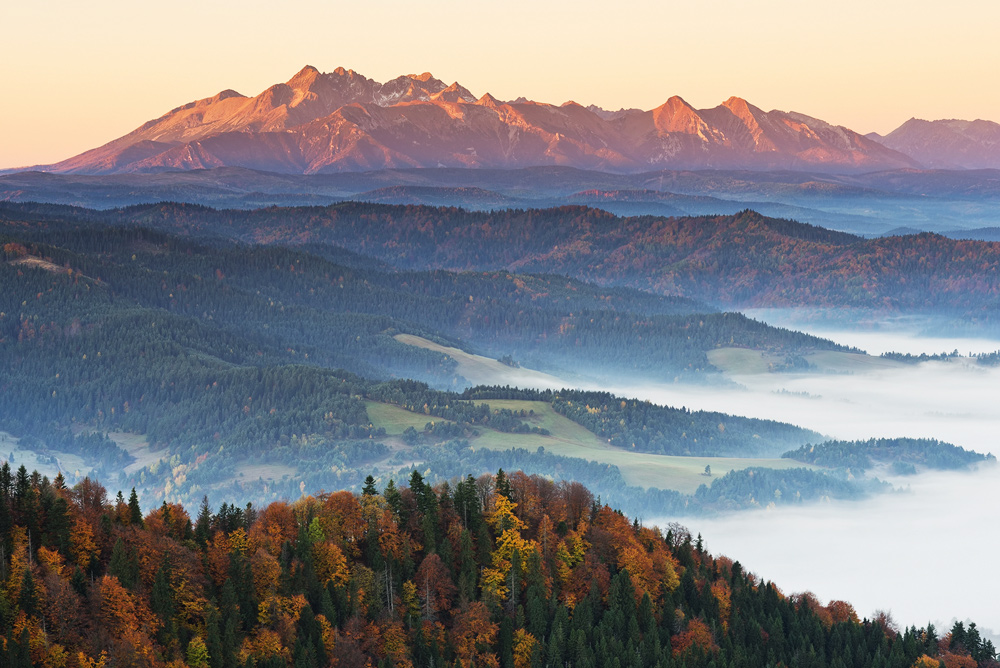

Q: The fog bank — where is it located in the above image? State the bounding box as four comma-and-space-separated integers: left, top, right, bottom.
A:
636, 317, 1000, 634
742, 308, 1000, 356
615, 358, 1000, 456
656, 467, 1000, 634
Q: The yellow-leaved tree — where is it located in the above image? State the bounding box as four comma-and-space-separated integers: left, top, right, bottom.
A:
481, 495, 537, 605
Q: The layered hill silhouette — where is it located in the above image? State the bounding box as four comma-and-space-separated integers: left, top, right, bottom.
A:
6, 201, 1000, 316
47, 66, 920, 175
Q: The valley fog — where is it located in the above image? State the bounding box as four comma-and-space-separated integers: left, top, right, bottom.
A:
616, 357, 1000, 456
621, 320, 1000, 635
667, 468, 1000, 636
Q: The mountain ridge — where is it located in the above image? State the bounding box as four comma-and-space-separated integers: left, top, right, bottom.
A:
868, 117, 1000, 169
42, 66, 922, 175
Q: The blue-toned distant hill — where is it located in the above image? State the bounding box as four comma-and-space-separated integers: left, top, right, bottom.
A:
6, 201, 996, 318
8, 165, 1000, 236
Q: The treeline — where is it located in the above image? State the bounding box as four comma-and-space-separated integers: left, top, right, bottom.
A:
879, 351, 961, 364
0, 468, 994, 668
782, 438, 995, 474
460, 386, 823, 457
690, 467, 888, 512
384, 442, 889, 518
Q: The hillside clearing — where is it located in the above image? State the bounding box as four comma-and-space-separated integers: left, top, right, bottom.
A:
365, 399, 818, 495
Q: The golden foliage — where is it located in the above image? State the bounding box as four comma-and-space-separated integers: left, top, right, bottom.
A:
313, 542, 350, 588
36, 546, 65, 577
69, 518, 97, 571
76, 652, 108, 668
912, 655, 941, 668
512, 629, 537, 668
239, 629, 288, 665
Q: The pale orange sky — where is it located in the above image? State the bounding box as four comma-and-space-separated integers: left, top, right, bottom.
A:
2, 0, 998, 169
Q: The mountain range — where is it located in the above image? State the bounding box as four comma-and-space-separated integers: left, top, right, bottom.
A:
34, 65, 963, 175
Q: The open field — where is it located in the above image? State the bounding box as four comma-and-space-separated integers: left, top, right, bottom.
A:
108, 432, 166, 475
237, 463, 299, 482
394, 334, 567, 388
708, 347, 903, 375
0, 431, 91, 481
364, 399, 818, 495
365, 401, 455, 435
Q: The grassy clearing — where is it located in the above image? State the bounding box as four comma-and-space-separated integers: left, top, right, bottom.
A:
365, 401, 454, 435
364, 399, 818, 495
236, 463, 299, 482
612, 454, 817, 495
708, 347, 902, 375
393, 334, 566, 388
707, 348, 786, 374
107, 432, 167, 475
0, 431, 91, 481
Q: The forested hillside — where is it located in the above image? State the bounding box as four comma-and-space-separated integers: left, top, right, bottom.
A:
3, 209, 992, 516
0, 220, 845, 387
0, 469, 994, 668
782, 438, 994, 475
5, 201, 998, 315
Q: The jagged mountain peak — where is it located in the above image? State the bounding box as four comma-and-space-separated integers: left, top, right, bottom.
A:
475, 92, 503, 109
45, 67, 925, 175
432, 82, 476, 103
721, 96, 759, 118
290, 64, 320, 80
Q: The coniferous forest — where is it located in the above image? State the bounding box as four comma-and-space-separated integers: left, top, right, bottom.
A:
2, 202, 999, 667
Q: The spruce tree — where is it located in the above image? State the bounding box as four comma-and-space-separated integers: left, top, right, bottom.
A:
128, 488, 144, 527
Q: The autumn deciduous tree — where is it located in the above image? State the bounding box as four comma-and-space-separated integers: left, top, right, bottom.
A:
186, 636, 210, 668
250, 548, 281, 601
312, 542, 349, 589
248, 502, 297, 557
711, 580, 731, 629
827, 599, 859, 624
451, 601, 499, 668
512, 629, 537, 668
68, 518, 97, 571
414, 553, 456, 618
672, 618, 716, 656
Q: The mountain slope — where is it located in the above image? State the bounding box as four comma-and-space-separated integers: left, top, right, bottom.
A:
45, 66, 919, 175
869, 118, 1000, 169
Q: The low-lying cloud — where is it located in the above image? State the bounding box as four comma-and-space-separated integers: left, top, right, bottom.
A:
634, 315, 1000, 635
660, 468, 1000, 635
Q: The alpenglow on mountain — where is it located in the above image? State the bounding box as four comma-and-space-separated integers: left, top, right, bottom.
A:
47, 66, 920, 175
